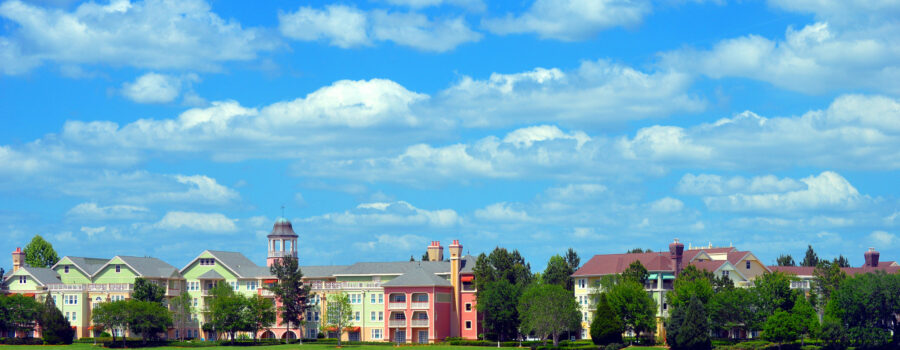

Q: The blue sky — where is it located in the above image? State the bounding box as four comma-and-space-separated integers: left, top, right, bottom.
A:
2, 0, 899, 271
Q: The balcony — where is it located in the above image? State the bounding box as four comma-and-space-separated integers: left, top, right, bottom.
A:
307, 281, 383, 291
388, 302, 407, 310
411, 319, 429, 327
47, 283, 133, 292
258, 289, 275, 297
388, 320, 406, 327
166, 287, 180, 297
410, 302, 428, 309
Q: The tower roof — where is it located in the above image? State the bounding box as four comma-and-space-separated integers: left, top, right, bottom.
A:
269, 217, 298, 237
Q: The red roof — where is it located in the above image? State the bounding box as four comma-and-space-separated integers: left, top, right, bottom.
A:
768, 265, 900, 277
689, 260, 727, 272
767, 266, 815, 276
726, 251, 752, 264
573, 252, 673, 276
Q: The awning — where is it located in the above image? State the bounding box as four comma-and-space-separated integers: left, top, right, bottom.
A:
22, 293, 35, 297
344, 326, 361, 332
662, 275, 676, 280
264, 279, 278, 283
461, 275, 474, 283
324, 326, 338, 332
647, 273, 658, 280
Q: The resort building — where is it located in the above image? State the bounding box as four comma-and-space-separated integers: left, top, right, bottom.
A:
768, 248, 900, 290
1, 219, 481, 343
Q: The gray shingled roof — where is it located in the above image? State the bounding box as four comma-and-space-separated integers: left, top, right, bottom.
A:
460, 255, 475, 273
301, 265, 349, 278
22, 266, 62, 286
206, 251, 274, 278
197, 269, 226, 280
63, 256, 110, 276
117, 256, 181, 278
336, 260, 451, 276
382, 268, 452, 287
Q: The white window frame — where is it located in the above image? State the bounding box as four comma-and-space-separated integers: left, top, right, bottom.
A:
465, 320, 472, 329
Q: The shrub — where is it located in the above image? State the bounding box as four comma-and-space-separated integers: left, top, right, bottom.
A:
603, 343, 625, 350
590, 294, 623, 345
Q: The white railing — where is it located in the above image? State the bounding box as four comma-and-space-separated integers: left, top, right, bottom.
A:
307, 281, 383, 291
47, 283, 133, 292
166, 287, 180, 296
388, 320, 406, 327
410, 302, 428, 309
411, 319, 429, 327
388, 302, 407, 310
259, 289, 275, 297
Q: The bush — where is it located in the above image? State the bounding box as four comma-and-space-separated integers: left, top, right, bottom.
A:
603, 343, 624, 350
0, 337, 45, 345
590, 294, 623, 345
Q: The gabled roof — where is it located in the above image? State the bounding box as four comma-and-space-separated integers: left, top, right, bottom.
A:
16, 266, 62, 286
573, 252, 674, 277
53, 256, 109, 277
689, 260, 728, 272
197, 269, 226, 280
99, 256, 181, 279
301, 265, 349, 279
460, 255, 476, 273
335, 260, 451, 276
382, 268, 452, 287
182, 251, 273, 278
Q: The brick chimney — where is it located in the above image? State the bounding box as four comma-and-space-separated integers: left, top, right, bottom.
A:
12, 247, 25, 273
427, 241, 444, 261
864, 247, 880, 267
669, 238, 685, 276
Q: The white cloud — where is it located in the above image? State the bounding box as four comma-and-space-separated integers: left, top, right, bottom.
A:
767, 0, 900, 26
154, 211, 238, 232
703, 171, 863, 212
868, 230, 896, 247
308, 201, 460, 227
474, 202, 531, 222
650, 197, 684, 213
80, 226, 106, 239
0, 0, 276, 74
677, 174, 807, 196
619, 125, 712, 161
503, 125, 589, 148
278, 5, 480, 52
544, 183, 607, 201
354, 234, 425, 251
483, 0, 651, 41
436, 60, 704, 128
382, 0, 485, 12
66, 202, 150, 220
121, 72, 199, 104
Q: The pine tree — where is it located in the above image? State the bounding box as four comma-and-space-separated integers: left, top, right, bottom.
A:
39, 295, 74, 344
667, 295, 711, 350
268, 256, 310, 344
590, 293, 623, 345
800, 245, 819, 267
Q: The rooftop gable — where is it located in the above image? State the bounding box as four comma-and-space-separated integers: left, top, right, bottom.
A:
382, 268, 452, 287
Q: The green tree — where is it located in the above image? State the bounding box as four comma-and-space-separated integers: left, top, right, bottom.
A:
564, 248, 580, 272
667, 265, 714, 310
753, 272, 795, 317
2, 294, 41, 338
762, 310, 799, 350
244, 295, 276, 341
473, 247, 534, 289
268, 256, 310, 344
833, 255, 850, 268
813, 260, 846, 309
667, 294, 711, 350
826, 272, 898, 349
478, 278, 521, 342
605, 278, 656, 341
800, 245, 819, 267
125, 299, 172, 345
791, 294, 818, 347
542, 254, 574, 290
818, 317, 848, 350
169, 292, 194, 341
92, 300, 129, 346
626, 248, 650, 254
132, 277, 165, 303
324, 292, 353, 347
517, 284, 581, 346
39, 295, 74, 344
776, 254, 795, 266
208, 283, 248, 343
589, 293, 623, 345
709, 286, 758, 338
621, 260, 649, 285
24, 234, 59, 268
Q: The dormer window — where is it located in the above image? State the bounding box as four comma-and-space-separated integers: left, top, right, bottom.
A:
115, 265, 121, 273
19, 276, 26, 284
746, 261, 751, 269
199, 258, 216, 266
64, 266, 69, 273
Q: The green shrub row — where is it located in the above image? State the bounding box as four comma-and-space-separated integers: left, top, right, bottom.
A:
0, 337, 45, 345
713, 340, 824, 350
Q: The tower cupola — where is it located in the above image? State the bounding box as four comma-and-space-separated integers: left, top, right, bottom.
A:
267, 217, 299, 267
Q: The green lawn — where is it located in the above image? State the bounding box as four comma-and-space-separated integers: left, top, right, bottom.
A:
0, 344, 669, 350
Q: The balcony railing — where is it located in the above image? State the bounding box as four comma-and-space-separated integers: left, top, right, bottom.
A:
166, 287, 181, 297
410, 302, 428, 309
388, 320, 406, 327
47, 283, 133, 292
411, 319, 429, 327
268, 251, 296, 258
307, 281, 383, 291
258, 289, 275, 297
388, 302, 407, 310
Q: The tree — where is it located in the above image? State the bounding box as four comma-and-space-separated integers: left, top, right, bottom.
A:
125, 299, 172, 345
473, 247, 534, 289
324, 292, 353, 347
626, 248, 651, 254
3, 294, 41, 338
604, 277, 656, 342
542, 254, 574, 290
590, 293, 622, 345
800, 245, 819, 267
24, 235, 59, 268
667, 295, 711, 350
208, 283, 248, 343
268, 256, 310, 344
564, 248, 580, 273
477, 278, 521, 342
776, 254, 795, 267
517, 284, 581, 346
39, 295, 74, 344
834, 255, 850, 268
421, 252, 429, 261
169, 292, 194, 341
826, 272, 899, 349
818, 317, 848, 350
244, 295, 276, 341
709, 286, 758, 338
813, 260, 845, 310
133, 277, 165, 303
92, 300, 129, 346
762, 310, 799, 349
791, 294, 818, 347
667, 265, 714, 310
753, 272, 795, 317
621, 260, 649, 285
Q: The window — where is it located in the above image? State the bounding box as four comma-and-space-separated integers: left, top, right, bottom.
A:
578, 279, 586, 288
193, 298, 198, 307
115, 265, 121, 273
465, 303, 472, 312
371, 311, 376, 321
663, 303, 668, 310
247, 281, 258, 290
378, 312, 383, 321
18, 276, 26, 284
72, 312, 77, 321
583, 312, 587, 321
355, 312, 360, 321
371, 294, 376, 303
65, 295, 78, 305
64, 266, 69, 273
722, 270, 729, 277
371, 329, 382, 339
746, 261, 751, 269
199, 258, 216, 266
465, 321, 472, 329
228, 281, 238, 291
65, 312, 70, 321
378, 294, 383, 303
314, 312, 320, 321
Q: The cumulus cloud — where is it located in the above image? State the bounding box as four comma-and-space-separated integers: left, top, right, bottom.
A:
649, 197, 684, 213
143, 175, 240, 204
474, 202, 531, 222
154, 211, 238, 232
702, 171, 863, 212
677, 174, 807, 196
354, 234, 426, 251
66, 202, 150, 220
868, 230, 896, 246
381, 0, 485, 12
307, 201, 460, 227
483, 0, 652, 41
0, 0, 276, 75
121, 73, 200, 104
278, 5, 480, 52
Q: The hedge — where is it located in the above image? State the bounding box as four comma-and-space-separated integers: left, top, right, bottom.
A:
0, 337, 44, 345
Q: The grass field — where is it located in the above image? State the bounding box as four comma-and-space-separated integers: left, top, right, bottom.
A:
0, 343, 668, 350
